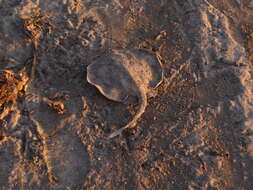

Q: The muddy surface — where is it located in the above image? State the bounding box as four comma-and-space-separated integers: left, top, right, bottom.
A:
0, 0, 253, 189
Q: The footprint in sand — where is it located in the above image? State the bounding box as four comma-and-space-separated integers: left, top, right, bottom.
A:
43, 131, 90, 188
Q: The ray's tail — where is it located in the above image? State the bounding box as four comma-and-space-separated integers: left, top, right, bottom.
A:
108, 90, 147, 138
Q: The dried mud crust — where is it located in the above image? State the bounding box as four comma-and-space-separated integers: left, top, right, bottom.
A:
0, 0, 253, 190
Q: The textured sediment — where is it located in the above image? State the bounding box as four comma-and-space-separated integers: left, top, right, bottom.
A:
0, 0, 252, 189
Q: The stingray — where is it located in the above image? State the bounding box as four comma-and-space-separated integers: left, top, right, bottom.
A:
87, 49, 163, 138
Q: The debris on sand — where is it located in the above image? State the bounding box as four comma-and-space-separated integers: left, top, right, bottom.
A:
0, 70, 28, 108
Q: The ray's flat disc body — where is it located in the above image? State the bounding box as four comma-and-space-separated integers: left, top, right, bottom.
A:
87, 49, 163, 104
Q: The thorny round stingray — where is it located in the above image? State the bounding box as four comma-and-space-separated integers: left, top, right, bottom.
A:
87, 49, 163, 138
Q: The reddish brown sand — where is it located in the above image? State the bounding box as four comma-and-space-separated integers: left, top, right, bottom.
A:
0, 0, 253, 189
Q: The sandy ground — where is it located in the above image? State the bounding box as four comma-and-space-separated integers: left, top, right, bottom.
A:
0, 0, 253, 189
